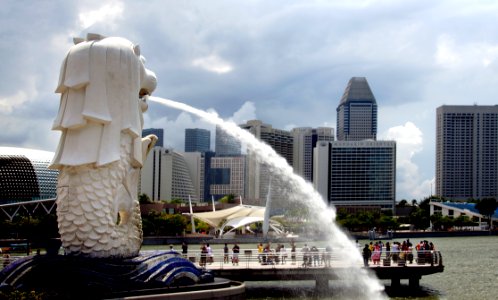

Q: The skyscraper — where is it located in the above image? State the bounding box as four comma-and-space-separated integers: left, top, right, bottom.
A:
140, 147, 198, 202
240, 120, 294, 202
314, 141, 396, 211
336, 77, 377, 141
240, 120, 293, 165
209, 156, 246, 200
215, 125, 241, 156
292, 127, 334, 182
185, 128, 211, 153
142, 128, 164, 147
436, 105, 498, 201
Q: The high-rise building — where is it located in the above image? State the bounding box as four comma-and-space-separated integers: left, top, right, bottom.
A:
142, 128, 164, 147
240, 120, 294, 202
436, 105, 498, 201
208, 156, 246, 200
240, 120, 293, 165
215, 125, 241, 156
292, 127, 334, 182
185, 128, 211, 153
140, 147, 198, 202
314, 141, 396, 211
336, 77, 377, 141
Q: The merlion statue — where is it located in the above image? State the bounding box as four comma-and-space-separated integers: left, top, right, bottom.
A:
49, 33, 157, 258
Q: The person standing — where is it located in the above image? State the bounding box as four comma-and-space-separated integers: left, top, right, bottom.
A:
291, 241, 296, 265
232, 243, 240, 265
200, 244, 207, 267
181, 242, 188, 258
206, 243, 213, 264
362, 244, 371, 267
302, 244, 310, 267
385, 241, 391, 260
280, 244, 287, 264
224, 243, 229, 263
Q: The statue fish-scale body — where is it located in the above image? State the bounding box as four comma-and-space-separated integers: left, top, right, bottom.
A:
56, 134, 151, 258
50, 34, 157, 258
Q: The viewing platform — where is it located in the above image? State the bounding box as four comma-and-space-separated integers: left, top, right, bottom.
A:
186, 249, 444, 289
1, 249, 444, 290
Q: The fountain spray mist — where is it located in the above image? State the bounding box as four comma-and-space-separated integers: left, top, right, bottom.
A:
149, 96, 386, 299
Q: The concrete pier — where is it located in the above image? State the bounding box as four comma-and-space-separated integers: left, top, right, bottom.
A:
202, 251, 444, 289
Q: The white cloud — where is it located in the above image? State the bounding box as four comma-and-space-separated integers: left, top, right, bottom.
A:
435, 35, 461, 67
78, 0, 124, 29
229, 101, 257, 124
0, 77, 38, 114
0, 90, 29, 114
192, 55, 233, 74
435, 34, 498, 69
381, 122, 430, 200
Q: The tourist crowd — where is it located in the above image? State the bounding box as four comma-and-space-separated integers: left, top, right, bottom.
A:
362, 239, 437, 266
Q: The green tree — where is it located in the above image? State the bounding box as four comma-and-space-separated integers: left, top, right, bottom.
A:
141, 212, 188, 236
409, 207, 430, 230
219, 194, 236, 204
139, 193, 152, 204
440, 215, 454, 230
475, 198, 498, 229
430, 212, 443, 231
378, 215, 398, 231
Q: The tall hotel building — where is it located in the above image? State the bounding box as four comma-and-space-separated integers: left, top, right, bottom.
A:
292, 127, 334, 182
436, 105, 498, 201
240, 120, 293, 202
185, 128, 211, 153
314, 141, 396, 210
313, 76, 396, 211
336, 77, 377, 141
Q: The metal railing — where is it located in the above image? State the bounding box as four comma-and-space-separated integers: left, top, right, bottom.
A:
1, 248, 442, 271
171, 248, 443, 270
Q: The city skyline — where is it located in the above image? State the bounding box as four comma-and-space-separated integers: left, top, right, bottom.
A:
2, 1, 498, 201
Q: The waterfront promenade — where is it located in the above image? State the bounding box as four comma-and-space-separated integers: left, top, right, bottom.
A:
187, 249, 444, 289
1, 247, 444, 290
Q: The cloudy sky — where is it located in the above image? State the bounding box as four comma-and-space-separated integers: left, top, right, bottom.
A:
2, 0, 498, 201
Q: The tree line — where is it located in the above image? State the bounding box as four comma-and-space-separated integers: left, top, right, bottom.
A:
1, 197, 495, 244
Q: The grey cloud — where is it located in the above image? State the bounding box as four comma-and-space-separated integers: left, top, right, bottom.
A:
3, 0, 498, 200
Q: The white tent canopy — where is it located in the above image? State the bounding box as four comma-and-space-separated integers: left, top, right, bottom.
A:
184, 205, 283, 237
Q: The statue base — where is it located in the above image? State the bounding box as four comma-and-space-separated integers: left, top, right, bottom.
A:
0, 251, 242, 299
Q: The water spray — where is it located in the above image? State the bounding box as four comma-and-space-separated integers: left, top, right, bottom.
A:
149, 96, 386, 299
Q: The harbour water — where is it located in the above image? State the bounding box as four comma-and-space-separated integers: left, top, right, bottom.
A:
240, 236, 497, 300
2, 235, 495, 299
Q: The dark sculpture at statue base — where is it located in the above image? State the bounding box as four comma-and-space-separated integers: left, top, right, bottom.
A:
0, 250, 217, 299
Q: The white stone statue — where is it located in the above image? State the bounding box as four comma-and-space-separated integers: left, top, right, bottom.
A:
49, 33, 157, 258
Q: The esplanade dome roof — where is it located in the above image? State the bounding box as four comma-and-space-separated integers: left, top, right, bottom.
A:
0, 147, 57, 203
